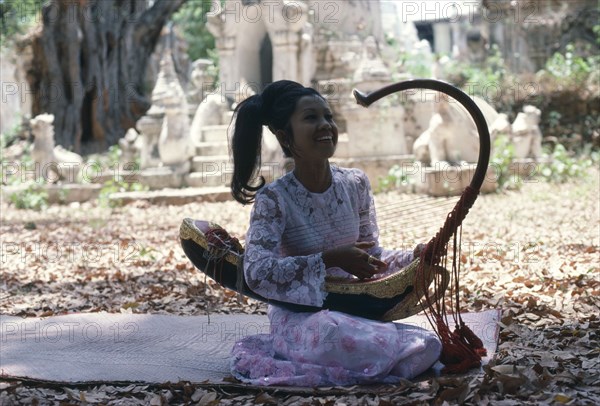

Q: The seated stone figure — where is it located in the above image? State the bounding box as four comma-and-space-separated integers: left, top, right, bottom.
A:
413, 97, 481, 166
30, 113, 83, 183
510, 105, 543, 160
489, 113, 512, 139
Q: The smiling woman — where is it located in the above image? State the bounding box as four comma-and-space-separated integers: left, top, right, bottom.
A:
280, 95, 338, 173
230, 81, 326, 203
203, 80, 441, 386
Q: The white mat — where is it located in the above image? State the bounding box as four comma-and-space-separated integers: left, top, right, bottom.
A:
0, 310, 500, 384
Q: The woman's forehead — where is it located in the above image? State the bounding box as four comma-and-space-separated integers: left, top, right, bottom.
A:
295, 95, 330, 111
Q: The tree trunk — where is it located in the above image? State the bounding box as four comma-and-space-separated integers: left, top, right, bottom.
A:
22, 0, 187, 153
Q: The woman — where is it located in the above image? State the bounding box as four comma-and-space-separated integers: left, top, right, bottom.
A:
229, 80, 441, 386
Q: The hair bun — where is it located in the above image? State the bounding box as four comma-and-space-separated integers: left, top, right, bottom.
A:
260, 81, 305, 123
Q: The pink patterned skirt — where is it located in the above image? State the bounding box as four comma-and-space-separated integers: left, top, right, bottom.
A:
231, 305, 441, 386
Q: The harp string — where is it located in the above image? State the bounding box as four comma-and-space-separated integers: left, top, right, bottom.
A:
242, 195, 458, 250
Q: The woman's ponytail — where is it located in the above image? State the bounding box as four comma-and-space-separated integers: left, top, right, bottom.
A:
230, 95, 266, 204
230, 80, 323, 204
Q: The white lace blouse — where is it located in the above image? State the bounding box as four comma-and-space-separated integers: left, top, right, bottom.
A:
243, 165, 412, 307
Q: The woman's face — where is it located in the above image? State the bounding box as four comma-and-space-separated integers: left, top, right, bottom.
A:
284, 95, 338, 163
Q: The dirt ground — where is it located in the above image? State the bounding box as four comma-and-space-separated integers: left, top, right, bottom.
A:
1, 169, 598, 405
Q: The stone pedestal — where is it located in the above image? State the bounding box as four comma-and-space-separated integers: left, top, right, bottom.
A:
1, 184, 102, 204
412, 163, 498, 197
109, 186, 231, 206
508, 158, 552, 179
186, 163, 281, 189
138, 167, 186, 190
331, 155, 414, 188
337, 104, 407, 159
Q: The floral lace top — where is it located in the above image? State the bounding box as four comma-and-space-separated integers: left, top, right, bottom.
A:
244, 165, 412, 307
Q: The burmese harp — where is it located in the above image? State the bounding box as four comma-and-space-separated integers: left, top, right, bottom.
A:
180, 79, 491, 322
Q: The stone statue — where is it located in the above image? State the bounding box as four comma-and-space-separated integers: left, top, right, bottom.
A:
188, 58, 215, 105
412, 99, 479, 166
30, 113, 83, 183
511, 105, 543, 160
489, 113, 512, 139
158, 114, 192, 173
231, 77, 256, 109
118, 128, 141, 166
353, 36, 390, 92
189, 93, 228, 146
412, 96, 503, 166
412, 40, 434, 72
152, 50, 192, 172
135, 107, 163, 170
299, 22, 316, 85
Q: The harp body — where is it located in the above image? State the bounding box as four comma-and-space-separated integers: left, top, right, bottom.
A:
180, 218, 449, 321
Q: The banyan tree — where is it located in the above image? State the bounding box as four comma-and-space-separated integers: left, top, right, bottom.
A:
19, 0, 187, 153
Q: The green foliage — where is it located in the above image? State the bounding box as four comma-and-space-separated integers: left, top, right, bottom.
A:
0, 0, 41, 45
138, 245, 157, 261
541, 43, 599, 86
491, 135, 520, 190
443, 44, 513, 99
1, 119, 25, 185
83, 144, 140, 182
534, 40, 599, 146
376, 164, 412, 193
85, 143, 147, 207
1, 118, 22, 151
106, 145, 122, 167
2, 143, 35, 186
98, 177, 148, 208
9, 183, 48, 211
467, 44, 506, 85
547, 111, 562, 129
539, 144, 599, 183
171, 0, 217, 62
397, 52, 432, 79
204, 47, 220, 82
386, 36, 432, 79
490, 137, 597, 188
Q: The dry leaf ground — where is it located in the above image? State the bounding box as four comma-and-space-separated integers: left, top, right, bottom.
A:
1, 168, 598, 405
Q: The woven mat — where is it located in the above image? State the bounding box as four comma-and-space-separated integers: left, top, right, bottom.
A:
0, 310, 500, 384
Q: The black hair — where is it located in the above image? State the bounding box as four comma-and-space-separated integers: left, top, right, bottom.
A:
230, 80, 322, 204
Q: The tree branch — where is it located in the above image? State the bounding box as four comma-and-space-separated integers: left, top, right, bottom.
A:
135, 0, 188, 41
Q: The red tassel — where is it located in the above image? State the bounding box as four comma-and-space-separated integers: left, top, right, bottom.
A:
204, 227, 242, 286
435, 316, 482, 374
206, 227, 242, 253
415, 189, 488, 375
459, 321, 487, 357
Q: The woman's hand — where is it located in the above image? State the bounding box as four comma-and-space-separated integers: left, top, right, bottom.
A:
414, 242, 438, 263
322, 241, 388, 279
413, 243, 426, 258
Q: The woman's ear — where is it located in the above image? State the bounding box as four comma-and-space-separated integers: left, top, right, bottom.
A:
275, 129, 289, 148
